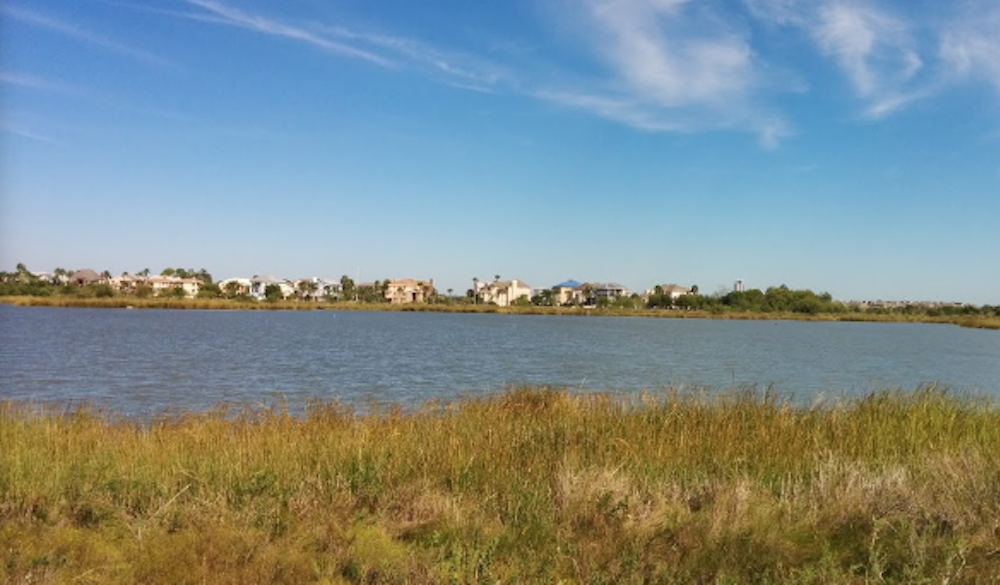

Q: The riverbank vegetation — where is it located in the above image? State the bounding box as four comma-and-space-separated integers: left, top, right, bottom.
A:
2, 263, 998, 329
2, 294, 999, 330
3, 386, 1000, 584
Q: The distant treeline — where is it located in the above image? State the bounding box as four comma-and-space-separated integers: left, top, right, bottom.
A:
3, 263, 998, 318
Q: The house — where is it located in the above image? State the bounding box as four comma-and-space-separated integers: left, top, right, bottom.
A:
475, 279, 532, 307
552, 279, 583, 305
70, 269, 103, 286
551, 280, 629, 305
644, 284, 692, 301
146, 276, 202, 298
250, 275, 294, 300
385, 279, 434, 304
588, 282, 629, 303
292, 277, 342, 301
109, 273, 145, 293
217, 277, 252, 297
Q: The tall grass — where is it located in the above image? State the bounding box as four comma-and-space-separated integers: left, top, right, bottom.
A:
3, 386, 1000, 583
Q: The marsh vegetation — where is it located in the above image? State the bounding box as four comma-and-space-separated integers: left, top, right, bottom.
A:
3, 386, 1000, 584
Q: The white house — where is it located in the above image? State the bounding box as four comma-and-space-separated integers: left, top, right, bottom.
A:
250, 275, 294, 300
475, 279, 532, 307
292, 277, 342, 301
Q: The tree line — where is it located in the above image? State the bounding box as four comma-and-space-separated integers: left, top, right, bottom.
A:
2, 263, 998, 317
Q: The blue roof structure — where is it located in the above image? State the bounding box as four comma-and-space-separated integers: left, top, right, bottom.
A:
554, 279, 581, 288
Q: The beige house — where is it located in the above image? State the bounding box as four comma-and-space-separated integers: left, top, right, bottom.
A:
475, 279, 532, 307
109, 273, 144, 293
385, 279, 434, 304
147, 276, 202, 298
217, 277, 252, 296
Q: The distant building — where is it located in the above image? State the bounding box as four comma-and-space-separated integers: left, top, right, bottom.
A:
385, 279, 434, 304
588, 282, 629, 303
217, 277, 252, 296
644, 284, 692, 301
552, 279, 583, 305
147, 276, 202, 298
549, 280, 629, 306
70, 269, 102, 286
475, 279, 532, 307
734, 279, 745, 293
250, 275, 294, 300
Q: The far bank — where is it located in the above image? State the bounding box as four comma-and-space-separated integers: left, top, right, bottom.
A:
2, 295, 998, 330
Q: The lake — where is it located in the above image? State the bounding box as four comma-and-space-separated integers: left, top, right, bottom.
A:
1, 305, 999, 414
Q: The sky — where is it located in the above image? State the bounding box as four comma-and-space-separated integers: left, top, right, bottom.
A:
2, 0, 999, 304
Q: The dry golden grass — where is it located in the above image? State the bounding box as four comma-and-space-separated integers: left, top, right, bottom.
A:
3, 386, 1000, 583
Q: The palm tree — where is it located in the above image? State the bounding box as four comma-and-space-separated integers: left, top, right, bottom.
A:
472, 277, 479, 304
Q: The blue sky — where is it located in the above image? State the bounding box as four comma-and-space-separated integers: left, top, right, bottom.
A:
2, 0, 999, 303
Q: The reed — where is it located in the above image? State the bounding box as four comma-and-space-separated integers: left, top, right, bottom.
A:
3, 386, 999, 584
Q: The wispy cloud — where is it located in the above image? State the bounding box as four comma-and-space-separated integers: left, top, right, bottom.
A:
313, 24, 508, 92
813, 2, 923, 117
2, 5, 177, 69
531, 0, 789, 145
0, 122, 57, 143
179, 0, 509, 92
181, 0, 393, 67
940, 1, 1000, 96
0, 71, 63, 91
746, 0, 931, 119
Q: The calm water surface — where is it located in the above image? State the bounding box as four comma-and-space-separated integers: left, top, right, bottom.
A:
2, 305, 999, 414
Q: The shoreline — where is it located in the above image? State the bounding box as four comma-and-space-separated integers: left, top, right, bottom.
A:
2, 294, 999, 330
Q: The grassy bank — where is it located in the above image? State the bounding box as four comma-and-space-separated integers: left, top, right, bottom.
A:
3, 295, 999, 330
3, 387, 1000, 584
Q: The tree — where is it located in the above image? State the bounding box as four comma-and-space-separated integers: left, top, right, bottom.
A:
161, 267, 175, 277
139, 268, 150, 277
264, 284, 284, 302
472, 277, 479, 304
532, 289, 554, 306
340, 275, 356, 301
224, 281, 241, 299
298, 279, 318, 300
197, 284, 221, 298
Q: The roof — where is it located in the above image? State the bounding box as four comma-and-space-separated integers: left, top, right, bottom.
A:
71, 269, 101, 282
554, 279, 581, 288
251, 274, 285, 284
587, 282, 627, 290
662, 284, 692, 293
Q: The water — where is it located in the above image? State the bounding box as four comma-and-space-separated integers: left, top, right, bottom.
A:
2, 305, 999, 414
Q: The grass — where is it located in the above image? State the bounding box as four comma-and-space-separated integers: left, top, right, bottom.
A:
3, 386, 1000, 584
3, 295, 999, 330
